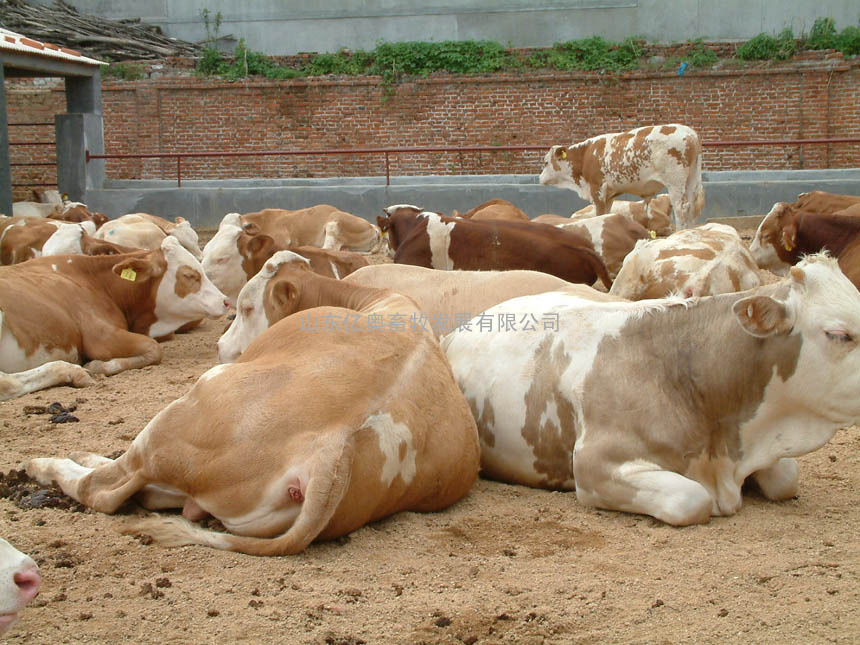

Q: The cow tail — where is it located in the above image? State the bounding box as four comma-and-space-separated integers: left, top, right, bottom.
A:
585, 247, 612, 289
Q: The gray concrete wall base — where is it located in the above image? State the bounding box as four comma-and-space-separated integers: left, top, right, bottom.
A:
83, 169, 860, 229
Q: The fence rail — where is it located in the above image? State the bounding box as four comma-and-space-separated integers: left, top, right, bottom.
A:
86, 138, 860, 188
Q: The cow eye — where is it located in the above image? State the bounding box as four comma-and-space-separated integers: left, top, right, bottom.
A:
241, 304, 254, 316
825, 330, 853, 343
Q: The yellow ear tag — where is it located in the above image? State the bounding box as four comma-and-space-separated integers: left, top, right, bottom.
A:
561, 150, 567, 159
783, 240, 794, 252
649, 230, 657, 239
120, 268, 137, 282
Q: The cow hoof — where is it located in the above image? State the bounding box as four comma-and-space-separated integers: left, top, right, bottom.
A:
25, 458, 56, 486
68, 365, 96, 388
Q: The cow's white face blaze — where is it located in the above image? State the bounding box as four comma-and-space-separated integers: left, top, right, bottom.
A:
217, 250, 310, 363
539, 146, 574, 189
151, 236, 229, 338
41, 221, 96, 256
0, 537, 40, 635
750, 203, 791, 275
201, 224, 246, 305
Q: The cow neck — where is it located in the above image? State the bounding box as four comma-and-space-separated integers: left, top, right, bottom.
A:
297, 271, 420, 318
69, 250, 164, 333
797, 212, 860, 256
388, 212, 431, 251
587, 285, 802, 466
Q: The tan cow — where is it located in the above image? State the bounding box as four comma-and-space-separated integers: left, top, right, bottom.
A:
95, 213, 202, 259
453, 199, 531, 222
0, 237, 229, 400
202, 213, 368, 304
556, 213, 651, 280
26, 253, 480, 555
610, 223, 761, 300
240, 205, 382, 253
218, 258, 610, 362
539, 124, 704, 229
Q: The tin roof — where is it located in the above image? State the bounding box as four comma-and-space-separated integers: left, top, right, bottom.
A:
0, 26, 105, 66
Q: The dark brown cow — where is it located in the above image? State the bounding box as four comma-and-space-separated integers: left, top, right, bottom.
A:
751, 205, 860, 274
378, 207, 611, 288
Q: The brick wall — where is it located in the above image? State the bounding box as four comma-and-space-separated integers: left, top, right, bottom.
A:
5, 56, 860, 201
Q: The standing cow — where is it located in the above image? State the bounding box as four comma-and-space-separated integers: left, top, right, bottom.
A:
539, 124, 705, 230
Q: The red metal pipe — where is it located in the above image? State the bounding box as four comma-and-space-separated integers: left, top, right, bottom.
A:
84, 138, 860, 188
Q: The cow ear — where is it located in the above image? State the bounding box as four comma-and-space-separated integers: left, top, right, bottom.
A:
376, 216, 390, 232
112, 257, 159, 283
243, 222, 261, 236
247, 234, 274, 258
555, 146, 569, 161
781, 222, 797, 252
269, 277, 299, 314
733, 295, 793, 338
175, 216, 186, 224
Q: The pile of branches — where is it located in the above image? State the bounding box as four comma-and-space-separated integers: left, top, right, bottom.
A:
0, 0, 201, 60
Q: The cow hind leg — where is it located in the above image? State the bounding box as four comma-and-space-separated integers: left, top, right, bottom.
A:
121, 429, 356, 556
668, 189, 694, 230
67, 452, 194, 512
0, 361, 94, 401
26, 456, 146, 514
576, 460, 712, 526
750, 458, 799, 501
322, 222, 343, 251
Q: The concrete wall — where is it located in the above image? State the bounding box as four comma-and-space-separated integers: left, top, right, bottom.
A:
34, 1, 860, 56
82, 169, 860, 229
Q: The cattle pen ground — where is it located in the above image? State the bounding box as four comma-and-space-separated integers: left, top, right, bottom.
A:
0, 222, 857, 644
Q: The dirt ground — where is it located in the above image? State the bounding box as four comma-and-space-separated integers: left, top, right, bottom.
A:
0, 221, 858, 644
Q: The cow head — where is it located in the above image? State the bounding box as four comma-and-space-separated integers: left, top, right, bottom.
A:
749, 202, 798, 275
732, 254, 860, 450
539, 145, 578, 191
202, 220, 278, 305
141, 236, 229, 338
217, 250, 312, 363
40, 221, 97, 256
0, 537, 40, 635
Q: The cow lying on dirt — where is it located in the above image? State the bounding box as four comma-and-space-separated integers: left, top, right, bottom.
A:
202, 213, 368, 304
27, 252, 480, 556
0, 237, 229, 400
443, 253, 860, 524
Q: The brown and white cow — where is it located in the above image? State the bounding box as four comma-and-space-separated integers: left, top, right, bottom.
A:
95, 213, 202, 259
0, 236, 229, 400
610, 223, 761, 300
443, 253, 860, 525
750, 199, 860, 275
0, 219, 105, 265
202, 213, 368, 304
569, 194, 674, 236
27, 256, 480, 555
378, 207, 611, 288
240, 205, 381, 253
453, 198, 531, 222
556, 213, 651, 280
0, 538, 40, 635
12, 201, 108, 227
539, 124, 704, 230
222, 261, 574, 352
